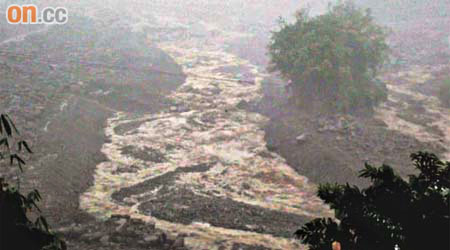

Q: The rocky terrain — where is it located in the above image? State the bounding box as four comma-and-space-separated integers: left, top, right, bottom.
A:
0, 8, 186, 250
227, 0, 450, 186
0, 1, 448, 250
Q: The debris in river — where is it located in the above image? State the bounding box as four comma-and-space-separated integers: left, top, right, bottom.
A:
296, 133, 308, 144
80, 29, 331, 249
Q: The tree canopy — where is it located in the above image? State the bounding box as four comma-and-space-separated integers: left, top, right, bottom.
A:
295, 151, 450, 250
268, 1, 389, 112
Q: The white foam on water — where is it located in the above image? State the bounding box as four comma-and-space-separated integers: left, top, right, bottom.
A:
376, 67, 450, 161
80, 20, 331, 250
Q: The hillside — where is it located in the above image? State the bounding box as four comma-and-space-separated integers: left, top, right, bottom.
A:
0, 13, 186, 249
247, 0, 450, 186
0, 1, 448, 249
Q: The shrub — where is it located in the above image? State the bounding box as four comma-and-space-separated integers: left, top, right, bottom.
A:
0, 114, 66, 250
268, 1, 389, 113
295, 151, 449, 250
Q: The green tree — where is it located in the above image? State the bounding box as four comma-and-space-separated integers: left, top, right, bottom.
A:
295, 152, 449, 250
268, 1, 389, 112
0, 114, 66, 250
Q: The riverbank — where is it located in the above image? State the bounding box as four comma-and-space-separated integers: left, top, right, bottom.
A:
2, 2, 448, 250
65, 4, 448, 250
0, 15, 187, 249
224, 6, 450, 187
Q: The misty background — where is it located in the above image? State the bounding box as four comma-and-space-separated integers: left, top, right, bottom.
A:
0, 1, 449, 249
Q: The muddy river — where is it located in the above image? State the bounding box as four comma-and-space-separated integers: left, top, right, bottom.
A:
79, 12, 334, 249
79, 2, 449, 250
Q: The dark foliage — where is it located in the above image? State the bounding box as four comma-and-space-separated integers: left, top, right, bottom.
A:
295, 151, 449, 250
268, 1, 389, 113
0, 114, 66, 250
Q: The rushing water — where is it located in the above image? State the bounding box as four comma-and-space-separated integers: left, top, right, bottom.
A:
78, 3, 449, 249
375, 66, 450, 161
80, 19, 331, 249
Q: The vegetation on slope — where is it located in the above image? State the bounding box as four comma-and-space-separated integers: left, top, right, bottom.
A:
268, 1, 389, 113
295, 151, 449, 250
0, 113, 66, 250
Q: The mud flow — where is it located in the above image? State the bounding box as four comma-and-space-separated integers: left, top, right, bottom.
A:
80, 11, 331, 250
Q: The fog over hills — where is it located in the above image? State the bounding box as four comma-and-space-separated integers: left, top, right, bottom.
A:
0, 1, 448, 249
